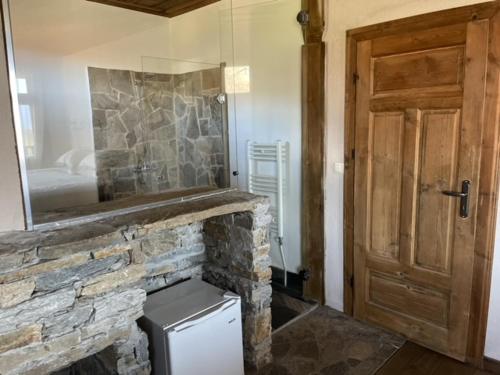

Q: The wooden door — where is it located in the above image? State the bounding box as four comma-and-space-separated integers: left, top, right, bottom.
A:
352, 16, 491, 361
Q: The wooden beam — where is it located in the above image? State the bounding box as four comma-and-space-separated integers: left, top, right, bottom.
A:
86, 0, 220, 18
301, 40, 325, 303
300, 0, 325, 303
301, 0, 324, 44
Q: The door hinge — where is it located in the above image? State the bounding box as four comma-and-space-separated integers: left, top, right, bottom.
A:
349, 275, 354, 288
351, 149, 355, 160
353, 73, 359, 84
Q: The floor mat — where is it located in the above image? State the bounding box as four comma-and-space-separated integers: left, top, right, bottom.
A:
255, 306, 405, 375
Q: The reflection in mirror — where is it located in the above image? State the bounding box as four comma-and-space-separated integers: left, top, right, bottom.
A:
7, 0, 233, 225
88, 62, 228, 202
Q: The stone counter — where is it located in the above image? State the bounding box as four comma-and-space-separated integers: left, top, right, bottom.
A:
0, 191, 272, 374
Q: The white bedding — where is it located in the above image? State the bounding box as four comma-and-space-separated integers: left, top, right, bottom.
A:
28, 168, 99, 211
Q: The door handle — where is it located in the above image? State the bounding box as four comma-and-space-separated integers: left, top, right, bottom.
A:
442, 180, 470, 218
442, 191, 468, 198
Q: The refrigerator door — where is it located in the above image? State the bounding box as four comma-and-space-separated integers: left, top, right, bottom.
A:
166, 298, 244, 375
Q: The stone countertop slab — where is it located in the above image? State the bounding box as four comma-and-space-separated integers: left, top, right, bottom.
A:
0, 190, 269, 258
33, 187, 219, 224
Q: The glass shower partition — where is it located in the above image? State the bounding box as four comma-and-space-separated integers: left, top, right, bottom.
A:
138, 57, 231, 195
229, 0, 303, 289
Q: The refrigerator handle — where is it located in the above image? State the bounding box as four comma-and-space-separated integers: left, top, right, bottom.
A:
171, 299, 239, 333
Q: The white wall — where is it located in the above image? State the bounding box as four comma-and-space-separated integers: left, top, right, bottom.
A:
323, 0, 500, 360
230, 0, 303, 272
485, 201, 500, 359
0, 13, 25, 231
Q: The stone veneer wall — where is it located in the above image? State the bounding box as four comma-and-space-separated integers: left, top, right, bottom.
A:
204, 212, 273, 366
88, 67, 227, 202
0, 192, 271, 374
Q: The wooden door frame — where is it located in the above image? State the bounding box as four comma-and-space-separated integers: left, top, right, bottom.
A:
343, 1, 500, 366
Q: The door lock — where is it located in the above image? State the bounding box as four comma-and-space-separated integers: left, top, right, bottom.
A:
442, 180, 470, 218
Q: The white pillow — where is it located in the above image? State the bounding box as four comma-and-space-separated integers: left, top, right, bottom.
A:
55, 149, 92, 174
76, 153, 96, 177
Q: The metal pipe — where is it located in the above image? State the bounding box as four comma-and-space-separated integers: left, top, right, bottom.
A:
277, 141, 287, 287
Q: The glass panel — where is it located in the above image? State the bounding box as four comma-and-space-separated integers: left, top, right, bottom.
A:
7, 0, 234, 225
229, 0, 303, 278
18, 104, 35, 158
140, 58, 229, 193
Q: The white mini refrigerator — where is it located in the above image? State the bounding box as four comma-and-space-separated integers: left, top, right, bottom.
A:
139, 279, 244, 375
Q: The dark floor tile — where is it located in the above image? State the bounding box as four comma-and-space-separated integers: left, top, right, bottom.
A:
254, 306, 404, 375
320, 361, 350, 375
271, 291, 317, 331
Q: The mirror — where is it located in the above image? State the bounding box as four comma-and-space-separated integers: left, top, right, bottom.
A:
5, 0, 234, 226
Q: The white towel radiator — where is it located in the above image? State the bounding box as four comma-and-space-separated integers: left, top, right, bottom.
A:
247, 141, 289, 286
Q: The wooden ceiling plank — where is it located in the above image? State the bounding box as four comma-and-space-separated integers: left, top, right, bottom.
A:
86, 0, 220, 18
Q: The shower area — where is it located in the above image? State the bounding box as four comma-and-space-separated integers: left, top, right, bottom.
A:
88, 60, 229, 202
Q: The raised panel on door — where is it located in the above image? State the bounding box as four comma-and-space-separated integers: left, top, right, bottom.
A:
371, 23, 467, 57
367, 271, 449, 327
372, 47, 465, 95
415, 109, 461, 274
368, 112, 404, 261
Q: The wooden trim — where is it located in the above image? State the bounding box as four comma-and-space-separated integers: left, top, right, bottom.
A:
343, 35, 357, 315
347, 1, 499, 41
343, 1, 500, 365
301, 0, 326, 303
466, 6, 500, 367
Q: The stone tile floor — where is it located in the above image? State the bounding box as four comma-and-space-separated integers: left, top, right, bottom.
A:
272, 291, 317, 331
251, 306, 405, 375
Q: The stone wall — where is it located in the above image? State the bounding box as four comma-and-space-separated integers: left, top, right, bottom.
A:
88, 67, 227, 202
203, 207, 273, 367
0, 192, 271, 374
173, 69, 227, 189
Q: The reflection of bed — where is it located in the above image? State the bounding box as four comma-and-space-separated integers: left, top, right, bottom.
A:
28, 168, 98, 211
28, 150, 99, 212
